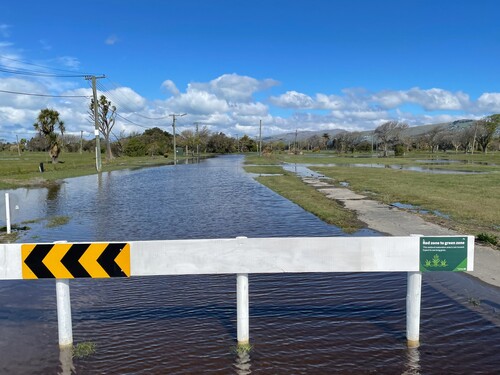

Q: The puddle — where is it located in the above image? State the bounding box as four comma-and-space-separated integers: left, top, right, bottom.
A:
415, 159, 461, 164
391, 202, 450, 219
340, 182, 350, 187
415, 159, 498, 166
306, 163, 485, 174
282, 163, 328, 178
248, 173, 284, 177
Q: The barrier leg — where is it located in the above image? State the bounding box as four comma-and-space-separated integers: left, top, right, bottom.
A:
406, 271, 422, 348
237, 273, 249, 345
5, 193, 11, 234
56, 279, 73, 348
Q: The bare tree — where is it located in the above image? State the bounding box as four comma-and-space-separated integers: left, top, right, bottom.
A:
322, 133, 330, 150
459, 127, 475, 153
374, 121, 409, 157
332, 132, 349, 153
345, 131, 362, 153
179, 129, 196, 155
475, 115, 500, 153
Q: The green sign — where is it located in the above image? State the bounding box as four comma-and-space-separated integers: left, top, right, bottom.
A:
420, 236, 467, 272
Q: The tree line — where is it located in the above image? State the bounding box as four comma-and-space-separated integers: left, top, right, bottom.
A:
2, 96, 499, 161
302, 117, 500, 156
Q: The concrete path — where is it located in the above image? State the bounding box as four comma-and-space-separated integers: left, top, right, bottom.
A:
302, 178, 500, 288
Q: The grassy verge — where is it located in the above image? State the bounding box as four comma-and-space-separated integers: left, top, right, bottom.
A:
245, 152, 499, 245
313, 166, 500, 244
244, 153, 281, 165
250, 165, 363, 233
243, 165, 284, 174
0, 151, 205, 189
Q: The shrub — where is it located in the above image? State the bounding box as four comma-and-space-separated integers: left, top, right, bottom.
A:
394, 144, 405, 157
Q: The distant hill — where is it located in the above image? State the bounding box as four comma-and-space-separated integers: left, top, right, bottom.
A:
263, 129, 346, 143
264, 119, 477, 143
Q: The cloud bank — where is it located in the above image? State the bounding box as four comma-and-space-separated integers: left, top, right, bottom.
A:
1, 69, 499, 142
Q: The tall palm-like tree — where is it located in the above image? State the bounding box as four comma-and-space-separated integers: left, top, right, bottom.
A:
33, 108, 65, 163
89, 95, 116, 161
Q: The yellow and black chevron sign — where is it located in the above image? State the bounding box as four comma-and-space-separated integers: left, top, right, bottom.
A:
21, 243, 131, 279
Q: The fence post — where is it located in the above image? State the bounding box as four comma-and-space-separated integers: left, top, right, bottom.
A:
237, 273, 249, 345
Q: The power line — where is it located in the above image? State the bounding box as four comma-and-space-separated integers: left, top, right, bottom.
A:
0, 66, 89, 78
114, 112, 150, 128
0, 88, 90, 98
96, 79, 170, 120
0, 54, 97, 75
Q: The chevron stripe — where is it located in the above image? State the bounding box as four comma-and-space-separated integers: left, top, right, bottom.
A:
60, 243, 92, 278
21, 243, 131, 279
23, 244, 54, 279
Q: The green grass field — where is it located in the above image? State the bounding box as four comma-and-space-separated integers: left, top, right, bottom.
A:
246, 151, 500, 245
0, 151, 185, 189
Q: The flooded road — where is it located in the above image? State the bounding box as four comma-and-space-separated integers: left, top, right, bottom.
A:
1, 155, 499, 374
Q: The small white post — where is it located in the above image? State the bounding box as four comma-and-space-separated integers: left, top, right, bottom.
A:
5, 193, 11, 234
56, 279, 73, 348
406, 271, 422, 348
237, 273, 249, 345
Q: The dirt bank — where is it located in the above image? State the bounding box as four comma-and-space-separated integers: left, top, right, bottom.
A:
302, 177, 500, 289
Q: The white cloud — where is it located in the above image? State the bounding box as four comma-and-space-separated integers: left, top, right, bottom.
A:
54, 56, 80, 70
270, 91, 314, 108
167, 88, 229, 115
230, 102, 268, 116
161, 80, 180, 96
0, 78, 51, 109
106, 87, 147, 112
476, 92, 500, 112
373, 87, 470, 111
190, 73, 278, 103
406, 88, 469, 111
315, 94, 346, 110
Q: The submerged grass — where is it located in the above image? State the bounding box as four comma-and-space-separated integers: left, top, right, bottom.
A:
232, 343, 253, 354
0, 151, 201, 189
72, 342, 97, 359
46, 216, 70, 228
243, 165, 284, 174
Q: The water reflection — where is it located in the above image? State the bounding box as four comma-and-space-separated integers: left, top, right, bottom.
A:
284, 162, 487, 175
234, 349, 251, 375
58, 346, 75, 375
403, 347, 420, 375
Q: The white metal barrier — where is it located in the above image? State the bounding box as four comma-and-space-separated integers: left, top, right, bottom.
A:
0, 235, 474, 349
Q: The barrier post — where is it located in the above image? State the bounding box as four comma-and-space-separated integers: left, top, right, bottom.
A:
56, 279, 73, 347
237, 273, 249, 345
5, 193, 11, 234
406, 271, 422, 348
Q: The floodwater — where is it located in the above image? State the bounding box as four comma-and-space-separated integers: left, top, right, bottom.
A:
1, 155, 500, 374
283, 162, 487, 174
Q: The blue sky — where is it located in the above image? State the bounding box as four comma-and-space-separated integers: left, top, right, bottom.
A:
1, 0, 500, 141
